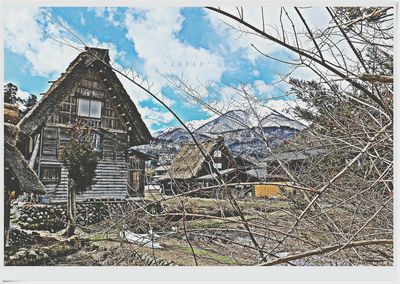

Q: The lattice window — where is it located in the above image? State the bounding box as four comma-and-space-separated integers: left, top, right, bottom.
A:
214, 150, 222, 158
40, 166, 61, 183
78, 98, 102, 118
214, 162, 222, 169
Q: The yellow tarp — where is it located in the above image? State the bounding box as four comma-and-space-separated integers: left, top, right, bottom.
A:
255, 183, 293, 198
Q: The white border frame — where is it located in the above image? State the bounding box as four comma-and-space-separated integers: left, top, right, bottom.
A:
0, 0, 398, 283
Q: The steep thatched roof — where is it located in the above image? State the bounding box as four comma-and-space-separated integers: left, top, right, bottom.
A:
4, 103, 20, 125
168, 138, 225, 179
4, 123, 46, 194
18, 47, 152, 146
4, 121, 19, 145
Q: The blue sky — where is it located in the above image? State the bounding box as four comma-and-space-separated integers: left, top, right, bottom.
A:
4, 6, 325, 132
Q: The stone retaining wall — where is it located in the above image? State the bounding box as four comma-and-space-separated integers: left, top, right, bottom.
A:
8, 229, 43, 251
14, 201, 134, 232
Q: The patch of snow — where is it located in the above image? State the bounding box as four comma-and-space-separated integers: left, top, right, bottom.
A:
152, 126, 180, 137
185, 117, 214, 131
259, 113, 306, 130
120, 229, 163, 249
196, 110, 253, 133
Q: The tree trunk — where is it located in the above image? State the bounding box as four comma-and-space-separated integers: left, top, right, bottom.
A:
66, 178, 76, 237
4, 190, 10, 250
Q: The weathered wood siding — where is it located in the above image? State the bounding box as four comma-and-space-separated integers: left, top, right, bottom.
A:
47, 69, 127, 132
128, 155, 146, 197
196, 145, 233, 177
44, 161, 128, 201
37, 67, 135, 202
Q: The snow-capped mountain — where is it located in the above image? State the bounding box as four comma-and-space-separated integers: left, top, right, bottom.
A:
195, 110, 305, 133
153, 126, 179, 137
156, 127, 213, 143
258, 112, 306, 130
195, 110, 253, 133
186, 118, 215, 131
222, 127, 299, 160
147, 110, 306, 162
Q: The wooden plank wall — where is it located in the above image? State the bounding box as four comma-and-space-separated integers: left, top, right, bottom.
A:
36, 66, 137, 202
44, 161, 128, 201
128, 156, 145, 197
40, 125, 130, 201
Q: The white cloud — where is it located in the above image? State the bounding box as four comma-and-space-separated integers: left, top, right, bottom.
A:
137, 106, 174, 129
90, 7, 105, 17
124, 8, 226, 105
204, 6, 284, 62
254, 79, 270, 93
4, 7, 80, 77
88, 7, 122, 27
86, 36, 125, 62
115, 71, 176, 129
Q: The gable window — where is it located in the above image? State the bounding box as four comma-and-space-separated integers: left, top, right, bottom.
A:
92, 133, 102, 152
214, 150, 222, 158
40, 166, 61, 183
214, 162, 222, 169
78, 98, 102, 118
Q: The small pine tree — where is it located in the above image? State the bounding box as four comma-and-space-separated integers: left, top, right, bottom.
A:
60, 127, 98, 236
20, 94, 38, 118
4, 83, 23, 105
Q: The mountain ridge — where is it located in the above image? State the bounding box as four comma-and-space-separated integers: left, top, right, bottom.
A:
156, 110, 305, 139
142, 110, 306, 163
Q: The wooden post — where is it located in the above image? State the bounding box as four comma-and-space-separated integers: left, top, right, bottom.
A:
28, 134, 41, 202
4, 190, 10, 250
28, 134, 40, 168
65, 178, 76, 236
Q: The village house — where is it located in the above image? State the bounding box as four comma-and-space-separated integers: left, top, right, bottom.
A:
150, 164, 170, 185
4, 103, 20, 125
193, 156, 257, 198
154, 164, 170, 177
4, 104, 46, 247
232, 156, 256, 170
260, 149, 326, 175
246, 169, 296, 199
17, 47, 152, 202
159, 137, 235, 195
195, 168, 252, 198
127, 149, 155, 197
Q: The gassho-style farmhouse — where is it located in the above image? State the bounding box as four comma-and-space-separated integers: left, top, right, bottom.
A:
16, 47, 152, 202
